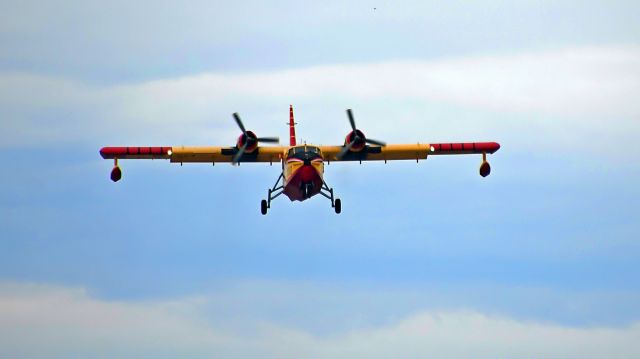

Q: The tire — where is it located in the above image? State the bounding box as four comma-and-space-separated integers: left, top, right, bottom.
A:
261, 199, 268, 215
334, 198, 342, 214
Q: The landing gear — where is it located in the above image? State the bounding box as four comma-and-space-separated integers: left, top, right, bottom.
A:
261, 199, 268, 215
260, 172, 342, 214
319, 180, 341, 214
261, 173, 285, 215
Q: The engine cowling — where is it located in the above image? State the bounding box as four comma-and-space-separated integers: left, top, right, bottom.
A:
236, 130, 259, 154
231, 112, 279, 164
336, 109, 386, 160
344, 130, 367, 153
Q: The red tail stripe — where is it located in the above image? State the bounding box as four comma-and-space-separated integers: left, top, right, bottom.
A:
289, 105, 297, 146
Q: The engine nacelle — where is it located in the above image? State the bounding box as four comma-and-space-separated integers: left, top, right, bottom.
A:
344, 130, 367, 153
110, 166, 122, 182
236, 130, 259, 153
479, 161, 491, 177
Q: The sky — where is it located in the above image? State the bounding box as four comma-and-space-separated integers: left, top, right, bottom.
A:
1, 0, 640, 357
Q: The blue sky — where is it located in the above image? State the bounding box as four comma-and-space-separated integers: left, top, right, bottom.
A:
1, 1, 640, 357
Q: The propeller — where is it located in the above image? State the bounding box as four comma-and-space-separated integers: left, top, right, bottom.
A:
337, 109, 386, 159
232, 113, 279, 164
337, 139, 357, 160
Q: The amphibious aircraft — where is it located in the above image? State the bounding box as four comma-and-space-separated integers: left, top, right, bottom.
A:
100, 106, 500, 214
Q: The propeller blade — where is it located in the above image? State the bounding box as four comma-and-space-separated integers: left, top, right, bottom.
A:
342, 108, 386, 156
232, 142, 248, 164
256, 137, 280, 143
346, 109, 357, 131
336, 141, 355, 160
233, 113, 247, 135
365, 138, 386, 147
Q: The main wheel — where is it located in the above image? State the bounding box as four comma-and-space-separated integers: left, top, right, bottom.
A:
334, 198, 342, 214
261, 199, 268, 215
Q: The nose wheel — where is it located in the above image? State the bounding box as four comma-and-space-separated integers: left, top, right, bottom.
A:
261, 199, 268, 215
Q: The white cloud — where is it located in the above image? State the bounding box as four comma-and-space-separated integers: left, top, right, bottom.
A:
119, 45, 640, 121
1, 45, 639, 152
1, 281, 639, 359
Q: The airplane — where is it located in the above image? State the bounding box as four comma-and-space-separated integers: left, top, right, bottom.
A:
100, 106, 500, 215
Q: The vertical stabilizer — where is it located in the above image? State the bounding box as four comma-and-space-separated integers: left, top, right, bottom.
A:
289, 105, 297, 146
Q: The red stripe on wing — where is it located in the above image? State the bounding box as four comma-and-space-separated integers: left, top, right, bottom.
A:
100, 147, 172, 159
431, 142, 500, 154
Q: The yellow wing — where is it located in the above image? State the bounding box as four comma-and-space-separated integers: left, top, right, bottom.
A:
100, 142, 500, 163
100, 146, 288, 164
319, 142, 501, 162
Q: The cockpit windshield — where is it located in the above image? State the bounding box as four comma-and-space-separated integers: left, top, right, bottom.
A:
287, 145, 321, 158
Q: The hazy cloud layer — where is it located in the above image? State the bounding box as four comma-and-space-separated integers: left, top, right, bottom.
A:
2, 45, 639, 152
4, 1, 638, 81
1, 281, 639, 359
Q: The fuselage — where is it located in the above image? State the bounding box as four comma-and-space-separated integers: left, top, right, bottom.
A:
283, 145, 324, 202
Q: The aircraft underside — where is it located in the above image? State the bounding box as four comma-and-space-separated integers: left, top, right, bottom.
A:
262, 162, 341, 215
283, 164, 324, 202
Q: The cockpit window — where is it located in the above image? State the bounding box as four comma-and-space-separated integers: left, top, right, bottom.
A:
287, 146, 321, 158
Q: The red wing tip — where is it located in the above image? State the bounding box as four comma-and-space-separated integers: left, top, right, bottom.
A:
477, 142, 500, 153
430, 142, 500, 154
100, 146, 122, 158
100, 146, 172, 159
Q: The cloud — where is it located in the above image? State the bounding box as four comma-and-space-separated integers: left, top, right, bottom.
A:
3, 0, 639, 82
1, 45, 639, 152
1, 281, 640, 358
311, 311, 640, 359
114, 45, 640, 122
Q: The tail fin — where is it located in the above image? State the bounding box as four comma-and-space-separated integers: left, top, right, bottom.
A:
289, 105, 297, 146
